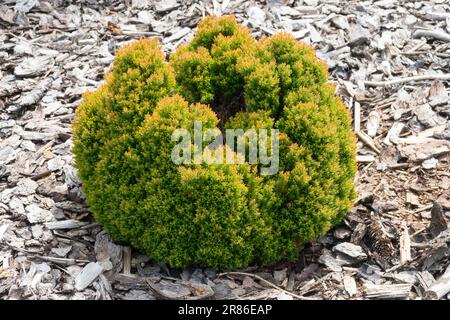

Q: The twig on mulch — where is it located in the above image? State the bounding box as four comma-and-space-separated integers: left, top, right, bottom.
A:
218, 271, 317, 300
356, 131, 380, 154
413, 30, 450, 42
365, 74, 450, 87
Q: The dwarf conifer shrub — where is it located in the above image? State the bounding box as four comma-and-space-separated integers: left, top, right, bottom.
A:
73, 16, 357, 270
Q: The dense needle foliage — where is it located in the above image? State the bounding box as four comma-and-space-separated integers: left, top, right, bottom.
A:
73, 16, 357, 269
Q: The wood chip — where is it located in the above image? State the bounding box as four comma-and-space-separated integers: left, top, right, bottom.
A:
424, 265, 450, 300
363, 283, 412, 299
399, 222, 411, 264
398, 139, 450, 162
357, 131, 380, 154
343, 275, 358, 297
366, 111, 380, 137
45, 219, 88, 230
14, 56, 52, 78
333, 242, 367, 260
122, 247, 132, 275
413, 30, 450, 43
429, 201, 448, 238
74, 262, 103, 291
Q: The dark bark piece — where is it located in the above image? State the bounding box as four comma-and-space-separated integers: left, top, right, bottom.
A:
429, 201, 447, 238
420, 245, 449, 271
122, 247, 132, 274
295, 263, 319, 283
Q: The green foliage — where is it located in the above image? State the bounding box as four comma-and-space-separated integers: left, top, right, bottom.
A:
73, 16, 357, 270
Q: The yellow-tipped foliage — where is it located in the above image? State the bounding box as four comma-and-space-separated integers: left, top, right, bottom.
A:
73, 16, 356, 270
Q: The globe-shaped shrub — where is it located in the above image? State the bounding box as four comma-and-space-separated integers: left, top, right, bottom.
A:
73, 16, 357, 270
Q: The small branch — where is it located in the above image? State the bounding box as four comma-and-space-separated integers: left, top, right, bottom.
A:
384, 253, 422, 273
413, 30, 450, 43
29, 170, 52, 181
356, 131, 380, 154
411, 242, 433, 249
413, 204, 434, 214
402, 39, 427, 55
79, 222, 100, 230
217, 271, 316, 300
424, 11, 450, 21
30, 255, 90, 266
121, 31, 161, 37
145, 279, 171, 300
365, 74, 450, 87
410, 227, 427, 238
45, 219, 89, 230
76, 76, 99, 87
